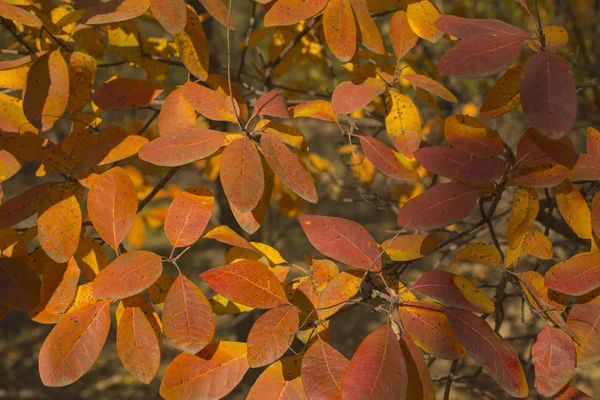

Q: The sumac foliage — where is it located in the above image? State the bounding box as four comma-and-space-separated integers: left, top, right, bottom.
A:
1, 0, 599, 398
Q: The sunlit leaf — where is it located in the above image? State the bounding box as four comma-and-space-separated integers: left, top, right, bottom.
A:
385, 89, 422, 158
149, 0, 186, 35
247, 356, 307, 399
532, 326, 576, 397
480, 66, 522, 120
317, 270, 362, 320
164, 187, 213, 248
175, 6, 210, 81
92, 251, 162, 300
247, 305, 299, 367
567, 295, 600, 366
331, 78, 386, 115
406, 0, 443, 43
264, 0, 327, 27
359, 136, 419, 181
302, 337, 348, 400
390, 11, 418, 60
507, 187, 539, 249
555, 179, 591, 239
323, 0, 356, 62
381, 234, 439, 262
158, 87, 197, 136
81, 0, 150, 25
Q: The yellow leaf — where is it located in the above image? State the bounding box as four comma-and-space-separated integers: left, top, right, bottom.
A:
555, 179, 592, 239
381, 234, 439, 261
210, 293, 254, 315
528, 25, 568, 51
175, 5, 209, 81
107, 21, 142, 65
521, 230, 553, 260
254, 120, 306, 150
480, 66, 522, 120
251, 242, 286, 265
507, 187, 539, 249
406, 0, 443, 43
385, 89, 422, 158
75, 236, 108, 281
452, 243, 503, 267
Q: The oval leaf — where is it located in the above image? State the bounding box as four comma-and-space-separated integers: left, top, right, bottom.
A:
331, 78, 386, 115
545, 252, 600, 296
247, 304, 299, 367
359, 136, 419, 181
532, 326, 576, 397
164, 187, 214, 248
220, 139, 265, 212
302, 337, 349, 400
158, 87, 197, 136
150, 0, 186, 35
92, 78, 163, 110
92, 251, 163, 300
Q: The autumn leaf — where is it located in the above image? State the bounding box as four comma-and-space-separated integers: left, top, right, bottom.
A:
164, 187, 214, 248
149, 0, 186, 35
81, 0, 150, 25
200, 260, 288, 309
160, 342, 249, 400
532, 326, 576, 397
302, 337, 349, 400
341, 324, 408, 400
92, 251, 163, 300
331, 78, 387, 115
92, 78, 163, 110
162, 274, 215, 354
300, 215, 381, 272
139, 128, 224, 167
359, 136, 419, 181
567, 296, 600, 366
39, 301, 111, 387
390, 11, 418, 60
247, 305, 299, 367
158, 87, 197, 136
0, 257, 41, 311
323, 0, 357, 62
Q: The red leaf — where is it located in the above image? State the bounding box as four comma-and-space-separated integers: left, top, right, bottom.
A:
251, 90, 289, 119
532, 326, 576, 397
158, 87, 197, 136
162, 274, 215, 354
87, 167, 138, 251
397, 182, 479, 230
567, 296, 600, 366
411, 270, 494, 314
264, 0, 327, 27
200, 260, 288, 309
331, 78, 386, 114
439, 32, 526, 78
261, 132, 317, 203
220, 139, 265, 212
554, 386, 593, 400
92, 78, 163, 110
545, 252, 600, 296
159, 342, 249, 400
116, 296, 162, 384
341, 325, 408, 400
139, 128, 224, 167
299, 215, 381, 272
436, 16, 529, 39
359, 136, 420, 181
149, 0, 186, 35
520, 51, 577, 139
39, 301, 111, 387
164, 187, 214, 248
415, 146, 506, 184
443, 307, 528, 398
0, 258, 41, 311
302, 337, 349, 400
247, 305, 299, 367
92, 251, 163, 300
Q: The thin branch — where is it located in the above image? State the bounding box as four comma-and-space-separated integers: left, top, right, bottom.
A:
533, 0, 546, 50
137, 167, 181, 212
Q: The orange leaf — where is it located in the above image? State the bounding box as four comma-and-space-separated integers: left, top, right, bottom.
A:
480, 66, 522, 120
403, 74, 457, 103
164, 187, 214, 248
300, 215, 381, 272
0, 1, 42, 27
158, 87, 196, 136
67, 52, 96, 114
200, 259, 288, 309
341, 324, 407, 400
545, 252, 600, 296
289, 100, 338, 122
220, 139, 265, 212
247, 304, 299, 367
390, 11, 418, 60
0, 182, 52, 229
87, 167, 137, 250
37, 183, 82, 263
555, 179, 591, 239
182, 81, 237, 122
81, 0, 150, 25
317, 270, 362, 320
247, 356, 307, 399
162, 274, 215, 354
29, 257, 81, 324
400, 332, 436, 400
567, 296, 600, 366
39, 301, 111, 387
159, 341, 249, 400
302, 337, 349, 400
349, 0, 383, 54
92, 78, 163, 110
92, 250, 163, 300
331, 78, 386, 115
175, 6, 210, 81
251, 90, 289, 119
139, 127, 224, 167
204, 224, 254, 249
198, 0, 236, 30
406, 0, 443, 43
23, 50, 69, 131
149, 0, 186, 35
261, 132, 317, 203
116, 295, 162, 383
323, 0, 357, 62
0, 257, 41, 311
263, 0, 328, 27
